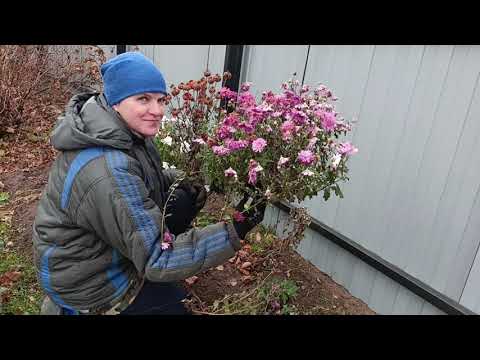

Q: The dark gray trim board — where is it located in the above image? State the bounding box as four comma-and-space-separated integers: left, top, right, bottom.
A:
272, 201, 475, 315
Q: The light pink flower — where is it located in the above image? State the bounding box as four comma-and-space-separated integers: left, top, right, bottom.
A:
277, 156, 289, 168
252, 138, 267, 153
297, 150, 315, 165
248, 160, 263, 185
161, 242, 171, 250
316, 110, 336, 132
212, 145, 231, 156
337, 142, 358, 156
307, 137, 318, 150
280, 120, 296, 141
224, 167, 238, 179
193, 138, 206, 145
240, 82, 252, 92
301, 169, 315, 176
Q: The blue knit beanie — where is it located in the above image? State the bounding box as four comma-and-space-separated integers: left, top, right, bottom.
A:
100, 52, 167, 106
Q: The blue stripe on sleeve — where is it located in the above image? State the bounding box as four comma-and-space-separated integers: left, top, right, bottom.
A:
61, 147, 105, 210
152, 230, 230, 270
105, 149, 159, 255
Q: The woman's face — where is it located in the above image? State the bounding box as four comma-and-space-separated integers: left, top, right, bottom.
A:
113, 92, 166, 137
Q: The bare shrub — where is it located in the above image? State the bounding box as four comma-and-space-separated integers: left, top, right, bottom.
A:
0, 45, 106, 136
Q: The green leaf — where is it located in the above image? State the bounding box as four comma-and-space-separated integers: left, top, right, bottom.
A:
323, 188, 331, 201
0, 192, 10, 205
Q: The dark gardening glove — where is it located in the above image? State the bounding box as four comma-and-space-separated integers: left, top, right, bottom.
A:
165, 188, 198, 236
177, 179, 207, 214
232, 193, 267, 240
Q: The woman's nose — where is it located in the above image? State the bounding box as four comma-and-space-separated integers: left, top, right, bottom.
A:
150, 102, 164, 116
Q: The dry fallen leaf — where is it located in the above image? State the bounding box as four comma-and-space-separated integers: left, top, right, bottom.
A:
6, 127, 15, 134
215, 265, 224, 271
184, 276, 199, 286
238, 268, 250, 276
241, 262, 251, 269
229, 280, 238, 286
228, 256, 236, 263
255, 232, 262, 242
238, 250, 248, 258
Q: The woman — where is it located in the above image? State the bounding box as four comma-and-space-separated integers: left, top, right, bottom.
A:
33, 52, 265, 315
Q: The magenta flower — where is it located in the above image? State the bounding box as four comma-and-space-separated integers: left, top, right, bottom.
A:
217, 124, 236, 140
219, 87, 237, 100
337, 142, 358, 156
233, 210, 246, 222
297, 150, 315, 165
212, 145, 231, 156
238, 121, 255, 134
291, 109, 308, 125
163, 231, 173, 243
225, 139, 249, 151
237, 92, 256, 109
224, 114, 240, 127
252, 138, 267, 153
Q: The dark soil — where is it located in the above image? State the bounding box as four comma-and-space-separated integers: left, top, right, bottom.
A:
184, 195, 375, 315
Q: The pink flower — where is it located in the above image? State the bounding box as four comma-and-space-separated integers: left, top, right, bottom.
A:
291, 109, 308, 125
297, 150, 315, 165
277, 156, 289, 168
223, 113, 240, 127
161, 242, 171, 250
252, 138, 267, 153
316, 110, 337, 132
237, 92, 256, 109
337, 142, 358, 156
308, 126, 321, 137
238, 121, 255, 134
217, 124, 236, 140
233, 210, 246, 222
224, 167, 238, 179
212, 145, 231, 156
219, 87, 237, 100
280, 120, 296, 141
163, 231, 173, 243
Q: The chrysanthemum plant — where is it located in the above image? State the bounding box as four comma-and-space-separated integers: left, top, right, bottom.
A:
156, 71, 358, 231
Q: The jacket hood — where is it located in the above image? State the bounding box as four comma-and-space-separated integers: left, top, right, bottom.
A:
50, 92, 135, 151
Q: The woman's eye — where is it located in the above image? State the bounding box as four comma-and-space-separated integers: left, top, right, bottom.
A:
138, 96, 148, 102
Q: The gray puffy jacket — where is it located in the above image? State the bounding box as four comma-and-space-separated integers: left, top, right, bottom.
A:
32, 93, 241, 312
